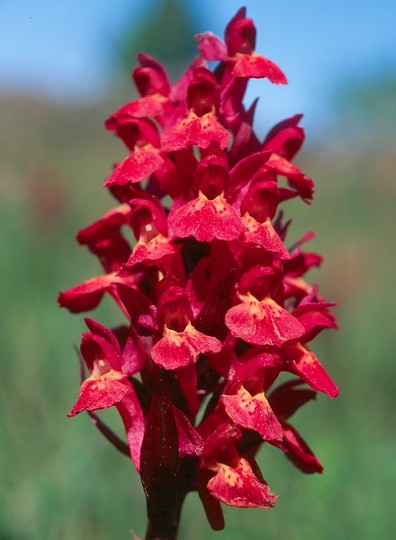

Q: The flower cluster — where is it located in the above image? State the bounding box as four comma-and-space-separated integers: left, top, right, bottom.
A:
59, 7, 338, 537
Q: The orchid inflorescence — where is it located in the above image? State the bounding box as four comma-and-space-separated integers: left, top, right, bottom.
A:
59, 7, 338, 538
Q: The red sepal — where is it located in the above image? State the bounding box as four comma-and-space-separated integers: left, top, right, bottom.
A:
195, 32, 228, 61
283, 342, 339, 398
172, 406, 204, 457
133, 53, 171, 97
58, 274, 115, 313
262, 114, 304, 160
268, 380, 323, 473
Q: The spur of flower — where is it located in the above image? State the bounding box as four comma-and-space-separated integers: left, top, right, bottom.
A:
59, 7, 338, 538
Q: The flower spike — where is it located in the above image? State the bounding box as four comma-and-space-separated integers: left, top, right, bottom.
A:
60, 7, 338, 538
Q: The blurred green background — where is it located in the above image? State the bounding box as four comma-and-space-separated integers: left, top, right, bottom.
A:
1, 1, 395, 538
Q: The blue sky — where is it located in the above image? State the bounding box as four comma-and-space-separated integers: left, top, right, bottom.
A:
1, 0, 395, 135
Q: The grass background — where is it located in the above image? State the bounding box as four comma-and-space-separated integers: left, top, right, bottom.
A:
1, 66, 395, 539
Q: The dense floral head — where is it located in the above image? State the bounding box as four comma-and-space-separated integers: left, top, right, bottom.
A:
59, 7, 338, 537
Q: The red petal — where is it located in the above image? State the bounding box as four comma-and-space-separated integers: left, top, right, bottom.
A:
284, 343, 339, 398
292, 303, 337, 342
269, 380, 317, 420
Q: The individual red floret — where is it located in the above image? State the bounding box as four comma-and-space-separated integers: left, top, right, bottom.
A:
67, 320, 145, 470
104, 117, 164, 188
67, 334, 130, 417
220, 350, 284, 442
197, 8, 286, 84
123, 196, 181, 269
199, 422, 277, 509
134, 53, 171, 97
195, 8, 287, 84
58, 204, 141, 313
150, 287, 222, 370
162, 68, 230, 151
105, 54, 172, 122
239, 172, 290, 259
169, 156, 244, 242
225, 267, 305, 347
224, 8, 287, 83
